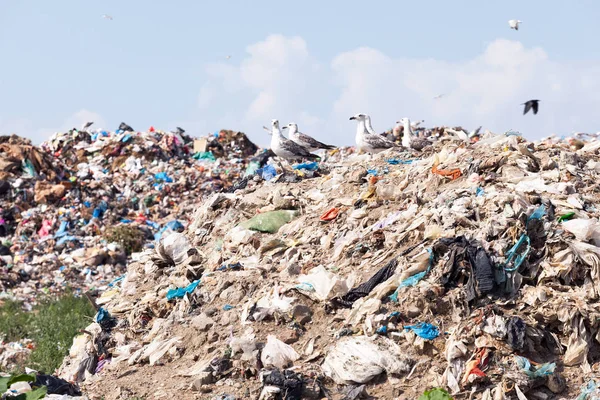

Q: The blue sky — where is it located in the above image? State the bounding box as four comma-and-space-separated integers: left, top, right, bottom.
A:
1, 1, 599, 145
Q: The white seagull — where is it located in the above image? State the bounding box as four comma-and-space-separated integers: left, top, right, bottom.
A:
102, 14, 113, 20
350, 113, 397, 153
283, 123, 336, 152
269, 120, 319, 162
508, 19, 522, 30
399, 118, 431, 151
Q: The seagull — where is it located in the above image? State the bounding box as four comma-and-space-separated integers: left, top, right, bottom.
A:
523, 100, 540, 115
269, 120, 319, 162
102, 14, 113, 20
118, 122, 134, 132
226, 55, 232, 60
433, 94, 445, 100
469, 126, 482, 138
81, 121, 94, 131
410, 120, 424, 130
509, 19, 522, 30
174, 127, 185, 135
283, 123, 336, 152
399, 118, 431, 151
350, 114, 398, 154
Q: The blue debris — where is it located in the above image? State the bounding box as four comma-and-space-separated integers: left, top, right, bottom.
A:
154, 172, 173, 183
293, 162, 319, 171
166, 280, 201, 300
376, 326, 388, 335
95, 307, 110, 323
223, 304, 234, 311
515, 356, 556, 378
404, 322, 439, 340
387, 158, 416, 165
476, 187, 485, 197
258, 165, 277, 181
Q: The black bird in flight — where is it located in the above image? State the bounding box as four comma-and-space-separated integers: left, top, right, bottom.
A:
523, 100, 540, 115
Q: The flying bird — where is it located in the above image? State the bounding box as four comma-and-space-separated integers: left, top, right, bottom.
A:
81, 121, 94, 131
174, 127, 185, 135
102, 14, 113, 20
350, 114, 398, 153
226, 55, 232, 60
283, 123, 336, 152
433, 94, 445, 100
508, 19, 522, 30
269, 119, 319, 161
523, 100, 540, 115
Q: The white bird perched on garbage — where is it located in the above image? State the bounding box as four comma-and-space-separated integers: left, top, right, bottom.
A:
269, 120, 319, 162
102, 14, 113, 20
508, 19, 522, 30
350, 114, 397, 154
398, 118, 431, 151
283, 123, 336, 152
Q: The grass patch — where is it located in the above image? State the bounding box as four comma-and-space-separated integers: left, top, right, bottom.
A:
103, 225, 145, 255
0, 295, 96, 374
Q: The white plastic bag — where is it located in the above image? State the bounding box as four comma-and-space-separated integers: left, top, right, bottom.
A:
296, 266, 354, 301
161, 232, 192, 264
562, 219, 600, 243
321, 336, 413, 384
261, 335, 299, 369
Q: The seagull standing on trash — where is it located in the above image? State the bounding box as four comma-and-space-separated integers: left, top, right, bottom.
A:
523, 100, 540, 115
509, 19, 522, 30
283, 123, 336, 152
269, 120, 319, 162
399, 118, 431, 151
350, 114, 397, 153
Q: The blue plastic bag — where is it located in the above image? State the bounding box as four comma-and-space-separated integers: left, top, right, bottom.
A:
154, 172, 173, 183
515, 356, 555, 378
257, 165, 277, 181
404, 322, 439, 340
166, 280, 201, 300
293, 162, 319, 171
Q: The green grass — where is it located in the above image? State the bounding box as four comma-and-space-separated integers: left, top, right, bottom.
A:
0, 295, 96, 374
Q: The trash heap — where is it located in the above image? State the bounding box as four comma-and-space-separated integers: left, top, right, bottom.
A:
54, 130, 600, 399
0, 127, 261, 310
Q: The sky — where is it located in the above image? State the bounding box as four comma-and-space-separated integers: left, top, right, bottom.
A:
1, 1, 599, 146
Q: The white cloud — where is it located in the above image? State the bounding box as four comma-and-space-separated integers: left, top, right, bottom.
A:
198, 35, 600, 146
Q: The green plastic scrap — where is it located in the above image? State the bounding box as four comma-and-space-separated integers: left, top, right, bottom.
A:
192, 151, 216, 161
418, 388, 453, 400
240, 210, 299, 233
558, 211, 576, 222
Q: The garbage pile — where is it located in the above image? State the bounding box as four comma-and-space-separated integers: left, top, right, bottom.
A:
55, 129, 600, 399
0, 127, 261, 307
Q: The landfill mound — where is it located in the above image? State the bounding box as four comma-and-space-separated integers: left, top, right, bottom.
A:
56, 131, 600, 399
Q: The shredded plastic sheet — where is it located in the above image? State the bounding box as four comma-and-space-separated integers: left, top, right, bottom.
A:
514, 355, 556, 378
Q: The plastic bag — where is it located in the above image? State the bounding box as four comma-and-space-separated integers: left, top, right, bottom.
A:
322, 336, 413, 384
260, 335, 299, 369
240, 210, 298, 233
562, 219, 600, 243
161, 232, 192, 264
295, 266, 354, 301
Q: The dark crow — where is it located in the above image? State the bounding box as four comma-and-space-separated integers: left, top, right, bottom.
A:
523, 100, 540, 115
